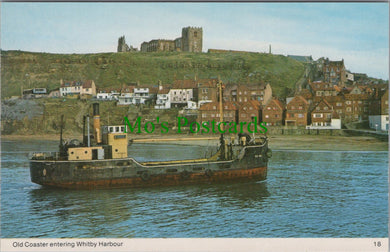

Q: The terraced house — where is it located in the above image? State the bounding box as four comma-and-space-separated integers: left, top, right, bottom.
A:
285, 96, 311, 126
60, 80, 96, 98
309, 99, 341, 129
262, 98, 285, 126
198, 101, 238, 125
237, 100, 262, 124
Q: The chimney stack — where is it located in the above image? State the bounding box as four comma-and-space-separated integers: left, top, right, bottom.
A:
93, 103, 101, 144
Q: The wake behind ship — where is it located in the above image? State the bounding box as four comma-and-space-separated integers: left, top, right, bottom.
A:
29, 103, 272, 189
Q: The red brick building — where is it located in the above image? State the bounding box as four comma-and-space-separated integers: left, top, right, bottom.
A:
196, 78, 219, 104
322, 58, 346, 86
224, 84, 252, 103
308, 81, 339, 100
311, 99, 334, 127
223, 83, 272, 106
237, 100, 262, 123
285, 96, 310, 126
343, 93, 371, 122
262, 99, 285, 126
198, 101, 238, 124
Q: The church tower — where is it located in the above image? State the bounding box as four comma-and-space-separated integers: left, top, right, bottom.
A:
181, 27, 203, 52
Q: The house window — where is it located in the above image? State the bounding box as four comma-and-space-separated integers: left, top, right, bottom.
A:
346, 101, 351, 105
298, 114, 304, 118
298, 106, 303, 110
267, 107, 271, 110
324, 107, 328, 110
314, 114, 323, 118
346, 107, 352, 112
275, 114, 279, 118
291, 106, 295, 110
265, 115, 269, 118
327, 114, 331, 119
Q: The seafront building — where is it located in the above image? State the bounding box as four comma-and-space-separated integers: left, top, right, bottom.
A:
22, 55, 387, 132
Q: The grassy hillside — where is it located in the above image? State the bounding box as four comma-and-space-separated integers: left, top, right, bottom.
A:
1, 50, 304, 98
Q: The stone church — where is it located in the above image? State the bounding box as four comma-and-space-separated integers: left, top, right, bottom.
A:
117, 27, 203, 53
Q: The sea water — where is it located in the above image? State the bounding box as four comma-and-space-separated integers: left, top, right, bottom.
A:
1, 140, 388, 237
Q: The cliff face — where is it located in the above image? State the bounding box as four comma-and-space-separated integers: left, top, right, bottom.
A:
1, 98, 181, 136
1, 50, 304, 99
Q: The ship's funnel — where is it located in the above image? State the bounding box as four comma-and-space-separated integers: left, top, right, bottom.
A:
93, 103, 101, 144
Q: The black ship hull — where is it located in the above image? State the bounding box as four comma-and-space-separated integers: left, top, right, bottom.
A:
30, 144, 270, 189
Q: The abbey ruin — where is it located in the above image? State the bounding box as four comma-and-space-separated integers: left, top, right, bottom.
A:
117, 27, 203, 53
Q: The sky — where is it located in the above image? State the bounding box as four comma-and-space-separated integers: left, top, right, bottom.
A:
1, 2, 389, 79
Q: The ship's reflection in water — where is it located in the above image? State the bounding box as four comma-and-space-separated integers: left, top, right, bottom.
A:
27, 181, 270, 237
1, 140, 388, 238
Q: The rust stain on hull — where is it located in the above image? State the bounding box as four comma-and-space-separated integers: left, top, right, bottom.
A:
38, 167, 267, 189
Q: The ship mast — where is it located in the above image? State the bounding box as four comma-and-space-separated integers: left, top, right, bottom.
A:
217, 78, 226, 160
217, 79, 224, 130
59, 115, 66, 158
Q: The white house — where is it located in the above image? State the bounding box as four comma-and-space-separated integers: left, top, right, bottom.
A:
306, 117, 341, 130
60, 80, 96, 97
117, 94, 135, 105
97, 88, 120, 100
186, 101, 197, 109
133, 87, 150, 104
117, 86, 152, 105
346, 72, 354, 82
155, 88, 171, 109
169, 88, 194, 108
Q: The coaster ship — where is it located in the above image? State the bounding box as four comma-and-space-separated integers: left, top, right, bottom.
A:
30, 82, 272, 189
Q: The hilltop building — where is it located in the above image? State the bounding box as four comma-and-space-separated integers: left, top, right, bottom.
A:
117, 36, 137, 52
140, 27, 203, 52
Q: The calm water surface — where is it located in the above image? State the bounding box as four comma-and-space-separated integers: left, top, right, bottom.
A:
1, 140, 388, 237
